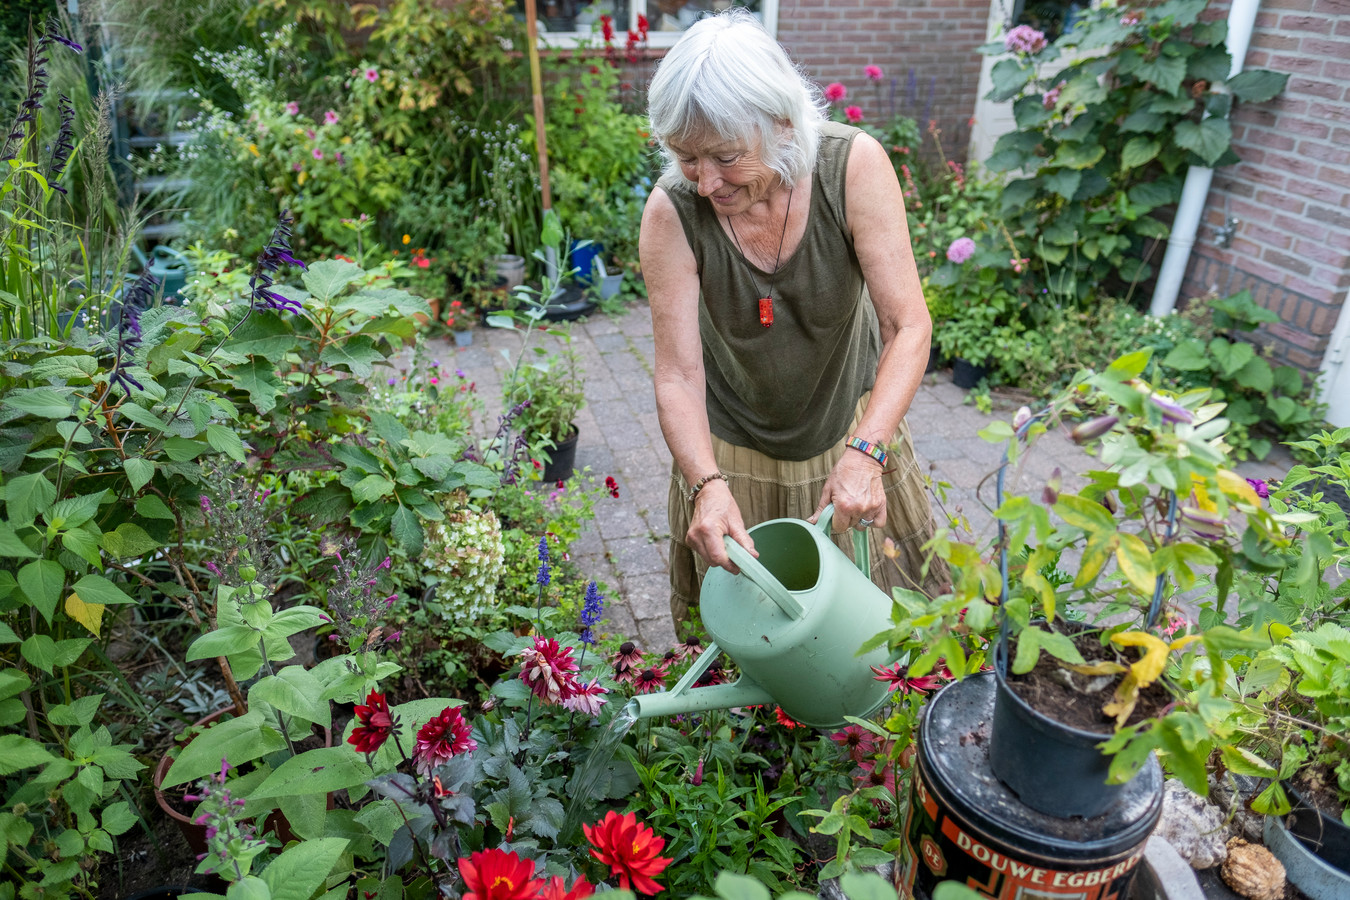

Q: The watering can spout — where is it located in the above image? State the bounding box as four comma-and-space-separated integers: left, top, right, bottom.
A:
630, 677, 775, 720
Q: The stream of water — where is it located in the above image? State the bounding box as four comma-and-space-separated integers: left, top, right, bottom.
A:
558, 699, 641, 844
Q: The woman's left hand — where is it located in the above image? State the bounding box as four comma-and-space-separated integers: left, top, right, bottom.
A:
809, 450, 886, 532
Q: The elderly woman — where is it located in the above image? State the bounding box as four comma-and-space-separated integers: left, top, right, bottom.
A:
641, 9, 948, 628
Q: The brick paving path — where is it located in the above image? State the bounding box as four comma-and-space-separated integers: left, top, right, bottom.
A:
422, 302, 1292, 655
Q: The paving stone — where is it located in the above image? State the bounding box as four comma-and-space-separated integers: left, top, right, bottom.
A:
606, 534, 668, 579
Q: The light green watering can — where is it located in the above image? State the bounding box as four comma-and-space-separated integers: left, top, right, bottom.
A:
630, 505, 894, 728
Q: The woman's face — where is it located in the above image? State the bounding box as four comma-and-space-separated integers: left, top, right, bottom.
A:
667, 131, 782, 216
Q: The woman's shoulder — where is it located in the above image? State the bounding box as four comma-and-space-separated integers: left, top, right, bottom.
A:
818, 121, 863, 149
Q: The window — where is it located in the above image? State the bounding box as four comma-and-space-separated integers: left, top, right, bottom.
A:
518, 0, 777, 50
1014, 0, 1089, 41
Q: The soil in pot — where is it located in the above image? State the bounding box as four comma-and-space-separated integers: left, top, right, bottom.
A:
1005, 627, 1172, 734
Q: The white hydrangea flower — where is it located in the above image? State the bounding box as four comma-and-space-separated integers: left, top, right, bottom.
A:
419, 495, 505, 621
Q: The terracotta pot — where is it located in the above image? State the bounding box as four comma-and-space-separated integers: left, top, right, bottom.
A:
152, 707, 333, 854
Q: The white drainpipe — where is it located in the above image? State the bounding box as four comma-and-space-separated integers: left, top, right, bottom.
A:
1149, 0, 1262, 317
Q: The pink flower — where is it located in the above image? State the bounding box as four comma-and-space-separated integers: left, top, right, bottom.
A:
946, 236, 976, 264
519, 636, 580, 704
324, 109, 339, 125
871, 662, 946, 695
632, 665, 669, 695
1003, 24, 1047, 55
291, 162, 302, 172
864, 65, 883, 82
830, 725, 879, 763
284, 101, 299, 115
844, 105, 863, 124
824, 82, 847, 103
364, 67, 379, 83
312, 148, 323, 160
413, 706, 477, 775
1245, 477, 1270, 499
561, 679, 609, 716
305, 128, 316, 139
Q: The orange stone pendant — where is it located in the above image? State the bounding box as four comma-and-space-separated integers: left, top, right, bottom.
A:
758, 297, 773, 327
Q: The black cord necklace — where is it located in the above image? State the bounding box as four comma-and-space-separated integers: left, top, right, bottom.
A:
725, 186, 793, 328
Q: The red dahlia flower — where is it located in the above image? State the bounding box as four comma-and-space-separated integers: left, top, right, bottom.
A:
584, 810, 672, 895
519, 635, 580, 704
348, 690, 393, 753
458, 847, 543, 900
413, 705, 477, 775
538, 875, 595, 900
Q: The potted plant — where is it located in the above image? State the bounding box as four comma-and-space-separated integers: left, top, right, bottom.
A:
444, 298, 476, 347
506, 338, 587, 482
870, 349, 1286, 817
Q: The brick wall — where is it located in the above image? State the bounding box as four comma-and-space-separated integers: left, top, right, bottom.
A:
1181, 0, 1350, 371
775, 0, 990, 161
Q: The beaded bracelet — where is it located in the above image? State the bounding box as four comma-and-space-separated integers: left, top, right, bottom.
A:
687, 472, 728, 502
845, 436, 889, 468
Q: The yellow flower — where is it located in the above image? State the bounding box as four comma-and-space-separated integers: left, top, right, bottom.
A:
402, 234, 411, 244
247, 143, 260, 157
297, 170, 308, 186
340, 135, 353, 145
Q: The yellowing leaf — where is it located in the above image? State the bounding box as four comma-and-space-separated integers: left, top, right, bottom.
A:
1111, 630, 1170, 686
1169, 634, 1201, 652
64, 592, 103, 638
1217, 468, 1261, 505
1064, 660, 1128, 677
1190, 473, 1218, 512
1116, 532, 1157, 594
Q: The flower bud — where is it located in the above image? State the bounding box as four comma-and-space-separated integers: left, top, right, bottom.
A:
1149, 393, 1193, 424
1180, 506, 1226, 540
1101, 491, 1118, 515
1071, 415, 1118, 445
1042, 467, 1061, 505
1013, 405, 1033, 434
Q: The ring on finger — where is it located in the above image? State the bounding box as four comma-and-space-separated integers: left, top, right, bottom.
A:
858, 517, 874, 527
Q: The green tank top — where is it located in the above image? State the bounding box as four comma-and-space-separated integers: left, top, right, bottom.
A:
657, 122, 880, 460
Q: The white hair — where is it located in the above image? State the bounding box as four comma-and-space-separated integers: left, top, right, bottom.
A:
646, 8, 826, 185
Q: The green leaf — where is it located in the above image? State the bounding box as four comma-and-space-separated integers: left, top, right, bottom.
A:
302, 260, 364, 303
49, 694, 103, 727
20, 634, 56, 673
122, 458, 155, 493
69, 574, 133, 606
206, 424, 247, 463
0, 669, 31, 700
1042, 169, 1082, 201
2, 389, 75, 418
0, 734, 56, 775
64, 524, 106, 567
0, 522, 36, 558
117, 403, 169, 432
185, 624, 262, 662
18, 559, 64, 623
319, 335, 384, 378
1218, 745, 1277, 778
1228, 68, 1289, 103
6, 473, 57, 527
1051, 143, 1106, 171
1175, 117, 1232, 166
839, 872, 893, 900
713, 873, 771, 900
227, 358, 285, 415
1133, 52, 1187, 95
248, 668, 331, 728
259, 837, 349, 900
987, 57, 1034, 102
102, 801, 138, 836
135, 494, 176, 520
248, 747, 371, 800
161, 709, 283, 788
1120, 137, 1160, 171
101, 523, 161, 559
351, 475, 395, 504
389, 506, 423, 556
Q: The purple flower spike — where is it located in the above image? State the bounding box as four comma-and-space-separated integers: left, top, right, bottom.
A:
1149, 393, 1193, 425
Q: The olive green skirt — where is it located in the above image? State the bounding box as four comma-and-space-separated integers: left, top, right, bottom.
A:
668, 395, 949, 629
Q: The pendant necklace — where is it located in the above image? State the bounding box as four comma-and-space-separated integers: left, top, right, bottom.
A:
725, 187, 793, 328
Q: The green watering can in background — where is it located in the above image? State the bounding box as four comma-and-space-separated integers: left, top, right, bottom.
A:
630, 505, 894, 728
131, 245, 191, 301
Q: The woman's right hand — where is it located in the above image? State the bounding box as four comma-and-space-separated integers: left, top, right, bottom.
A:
685, 478, 757, 574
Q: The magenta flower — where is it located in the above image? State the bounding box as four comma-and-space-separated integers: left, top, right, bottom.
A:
519, 636, 580, 704
312, 148, 323, 160
824, 82, 847, 103
864, 64, 883, 81
413, 706, 477, 775
364, 67, 379, 83
830, 724, 879, 763
324, 109, 339, 125
284, 101, 299, 115
1004, 24, 1047, 55
845, 105, 863, 124
1245, 477, 1270, 499
1042, 84, 1063, 109
946, 237, 976, 264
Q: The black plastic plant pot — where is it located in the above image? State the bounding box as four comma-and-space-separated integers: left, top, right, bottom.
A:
540, 428, 579, 483
989, 643, 1155, 819
121, 888, 203, 900
1285, 779, 1350, 873
898, 673, 1164, 900
950, 357, 987, 389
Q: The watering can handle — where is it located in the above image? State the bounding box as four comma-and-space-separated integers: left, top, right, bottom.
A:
814, 504, 872, 580
721, 539, 806, 621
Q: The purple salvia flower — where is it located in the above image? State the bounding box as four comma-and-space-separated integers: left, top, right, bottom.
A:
248, 210, 306, 314
47, 94, 75, 193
